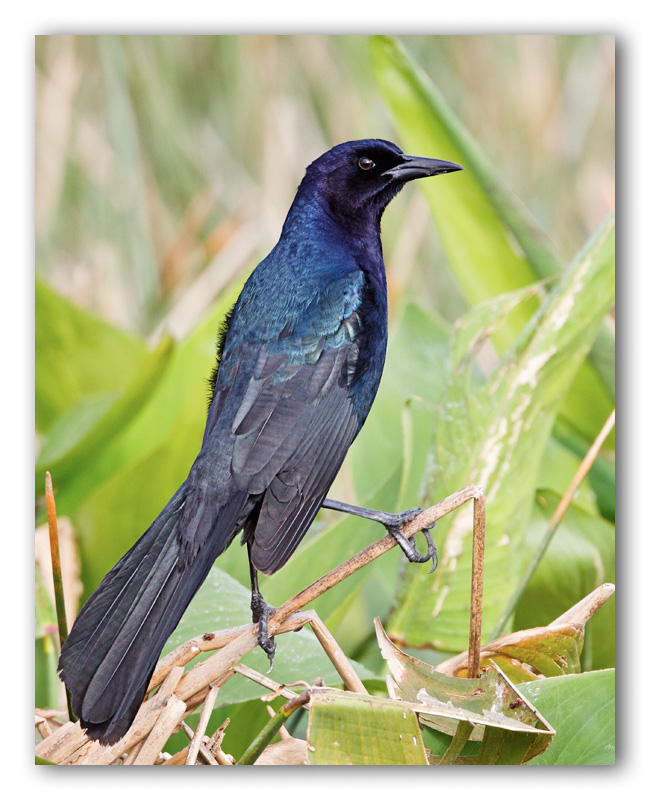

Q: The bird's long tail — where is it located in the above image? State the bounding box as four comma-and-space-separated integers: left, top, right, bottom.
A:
58, 481, 242, 745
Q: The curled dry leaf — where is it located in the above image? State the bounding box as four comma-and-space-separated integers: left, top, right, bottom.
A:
435, 583, 615, 680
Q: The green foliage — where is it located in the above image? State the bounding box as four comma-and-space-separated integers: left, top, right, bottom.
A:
35, 35, 614, 764
520, 670, 615, 765
307, 689, 429, 765
35, 275, 147, 432
388, 216, 614, 652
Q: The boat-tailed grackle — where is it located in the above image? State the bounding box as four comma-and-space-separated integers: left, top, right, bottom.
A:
58, 139, 463, 744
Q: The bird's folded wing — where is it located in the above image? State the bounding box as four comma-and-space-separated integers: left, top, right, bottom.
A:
224, 270, 367, 573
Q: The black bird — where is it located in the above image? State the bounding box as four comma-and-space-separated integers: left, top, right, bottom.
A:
58, 139, 463, 744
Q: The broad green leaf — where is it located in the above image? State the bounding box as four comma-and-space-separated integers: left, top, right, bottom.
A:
520, 669, 615, 765
389, 215, 615, 652
515, 493, 615, 670
307, 688, 428, 765
35, 335, 175, 493
35, 276, 147, 432
371, 35, 615, 401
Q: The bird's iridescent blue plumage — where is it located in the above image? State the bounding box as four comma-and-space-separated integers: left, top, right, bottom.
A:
58, 138, 463, 744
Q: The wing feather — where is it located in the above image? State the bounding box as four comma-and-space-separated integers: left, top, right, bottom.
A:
200, 268, 372, 575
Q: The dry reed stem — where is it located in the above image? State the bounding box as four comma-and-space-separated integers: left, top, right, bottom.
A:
122, 740, 144, 765
206, 718, 234, 765
467, 487, 486, 679
133, 694, 186, 765
181, 722, 219, 765
148, 610, 315, 691
164, 744, 191, 765
232, 664, 300, 701
549, 409, 615, 529
35, 715, 52, 740
38, 485, 484, 764
185, 684, 219, 765
304, 610, 368, 694
35, 721, 83, 763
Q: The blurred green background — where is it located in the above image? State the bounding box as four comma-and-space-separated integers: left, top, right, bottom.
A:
35, 35, 613, 337
35, 35, 615, 760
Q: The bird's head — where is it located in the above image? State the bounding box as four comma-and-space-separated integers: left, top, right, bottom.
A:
302, 139, 463, 230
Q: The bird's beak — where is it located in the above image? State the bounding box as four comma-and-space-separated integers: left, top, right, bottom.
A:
382, 155, 464, 182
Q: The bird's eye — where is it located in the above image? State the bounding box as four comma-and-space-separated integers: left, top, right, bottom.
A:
358, 157, 375, 171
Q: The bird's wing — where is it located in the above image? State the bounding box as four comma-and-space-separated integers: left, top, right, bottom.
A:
213, 270, 369, 574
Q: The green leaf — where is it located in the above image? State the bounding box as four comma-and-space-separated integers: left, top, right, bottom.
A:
515, 494, 615, 670
371, 35, 540, 351
389, 215, 615, 652
307, 688, 429, 765
520, 670, 615, 765
36, 335, 175, 493
371, 35, 615, 400
35, 275, 147, 432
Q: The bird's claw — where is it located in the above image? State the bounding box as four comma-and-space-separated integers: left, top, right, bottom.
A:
383, 509, 438, 573
251, 594, 277, 671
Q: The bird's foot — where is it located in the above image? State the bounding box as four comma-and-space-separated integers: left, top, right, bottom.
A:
251, 593, 277, 671
320, 498, 437, 572
380, 508, 438, 573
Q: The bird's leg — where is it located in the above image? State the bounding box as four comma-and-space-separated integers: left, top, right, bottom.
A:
248, 542, 277, 670
321, 498, 438, 573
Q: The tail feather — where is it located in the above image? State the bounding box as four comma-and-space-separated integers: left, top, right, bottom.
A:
59, 483, 243, 745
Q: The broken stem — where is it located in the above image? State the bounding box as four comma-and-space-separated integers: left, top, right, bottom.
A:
467, 487, 486, 679
45, 472, 75, 723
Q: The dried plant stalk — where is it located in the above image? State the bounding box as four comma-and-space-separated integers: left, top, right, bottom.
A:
37, 485, 485, 765
185, 684, 219, 765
